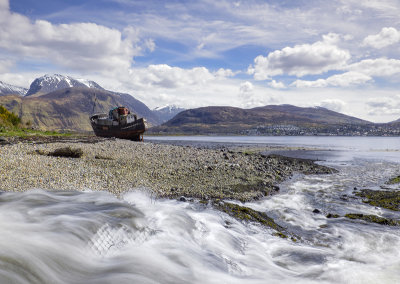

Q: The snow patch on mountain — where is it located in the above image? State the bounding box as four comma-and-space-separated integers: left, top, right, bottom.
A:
25, 74, 104, 96
75, 78, 104, 89
153, 104, 186, 123
0, 81, 27, 96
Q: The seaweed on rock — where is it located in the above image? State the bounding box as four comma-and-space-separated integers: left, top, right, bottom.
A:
213, 201, 299, 241
345, 213, 399, 226
355, 189, 400, 211
48, 147, 83, 158
386, 175, 400, 185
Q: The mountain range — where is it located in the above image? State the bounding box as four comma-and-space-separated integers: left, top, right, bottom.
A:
1, 74, 400, 135
0, 74, 160, 131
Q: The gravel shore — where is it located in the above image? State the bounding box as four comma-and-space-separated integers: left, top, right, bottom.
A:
0, 138, 336, 201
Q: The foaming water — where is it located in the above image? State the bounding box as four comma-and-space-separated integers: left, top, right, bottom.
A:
0, 190, 313, 283
1, 184, 400, 283
244, 157, 400, 283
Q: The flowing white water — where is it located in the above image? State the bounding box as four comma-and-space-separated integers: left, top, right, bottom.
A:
1, 137, 400, 283
0, 190, 302, 283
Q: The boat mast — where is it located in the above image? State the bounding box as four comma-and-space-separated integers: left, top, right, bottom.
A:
91, 92, 97, 115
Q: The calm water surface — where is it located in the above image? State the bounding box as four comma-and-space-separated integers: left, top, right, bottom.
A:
1, 136, 400, 283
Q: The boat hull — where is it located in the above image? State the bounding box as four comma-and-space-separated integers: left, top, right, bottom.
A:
90, 117, 146, 141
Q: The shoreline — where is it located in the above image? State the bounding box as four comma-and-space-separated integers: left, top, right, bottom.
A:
0, 137, 335, 202
5, 137, 400, 237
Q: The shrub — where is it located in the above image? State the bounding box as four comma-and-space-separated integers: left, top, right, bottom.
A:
0, 105, 21, 127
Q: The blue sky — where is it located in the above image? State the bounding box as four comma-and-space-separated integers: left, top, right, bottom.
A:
1, 0, 400, 122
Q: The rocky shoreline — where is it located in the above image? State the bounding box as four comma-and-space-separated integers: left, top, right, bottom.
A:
0, 137, 336, 202
0, 136, 340, 239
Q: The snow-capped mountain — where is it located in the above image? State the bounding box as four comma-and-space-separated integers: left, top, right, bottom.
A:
153, 105, 186, 123
25, 74, 104, 96
0, 81, 27, 96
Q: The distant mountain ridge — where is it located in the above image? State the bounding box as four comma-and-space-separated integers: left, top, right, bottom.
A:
0, 81, 27, 96
153, 105, 186, 123
151, 105, 372, 134
252, 104, 370, 125
2, 74, 399, 135
25, 74, 104, 97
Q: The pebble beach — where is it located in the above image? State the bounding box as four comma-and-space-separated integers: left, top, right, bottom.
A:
0, 138, 335, 201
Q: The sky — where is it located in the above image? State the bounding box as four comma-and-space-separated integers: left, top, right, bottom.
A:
1, 0, 400, 122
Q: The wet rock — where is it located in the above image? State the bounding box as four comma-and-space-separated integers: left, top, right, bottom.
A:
386, 175, 400, 185
215, 202, 300, 241
355, 189, 400, 211
33, 149, 47, 155
312, 209, 321, 214
94, 155, 113, 160
179, 196, 186, 202
326, 213, 340, 218
273, 232, 288, 239
214, 201, 286, 232
345, 213, 399, 226
224, 220, 233, 228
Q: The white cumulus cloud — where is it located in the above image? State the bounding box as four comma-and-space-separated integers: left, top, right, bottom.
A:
238, 81, 280, 108
129, 64, 214, 89
363, 27, 400, 49
347, 58, 400, 77
268, 80, 286, 89
248, 33, 351, 80
105, 64, 244, 109
214, 68, 236, 78
239, 81, 254, 96
292, 72, 372, 88
291, 57, 400, 88
366, 95, 400, 116
319, 99, 346, 112
0, 0, 144, 73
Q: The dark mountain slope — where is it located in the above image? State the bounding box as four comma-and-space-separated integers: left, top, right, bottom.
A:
250, 105, 370, 125
151, 105, 372, 134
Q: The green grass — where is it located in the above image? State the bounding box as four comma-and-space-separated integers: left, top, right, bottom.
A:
0, 128, 72, 137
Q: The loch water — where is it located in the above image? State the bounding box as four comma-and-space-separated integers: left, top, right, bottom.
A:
1, 136, 400, 283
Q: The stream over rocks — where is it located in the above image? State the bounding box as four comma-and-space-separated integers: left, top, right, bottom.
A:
1, 136, 400, 283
